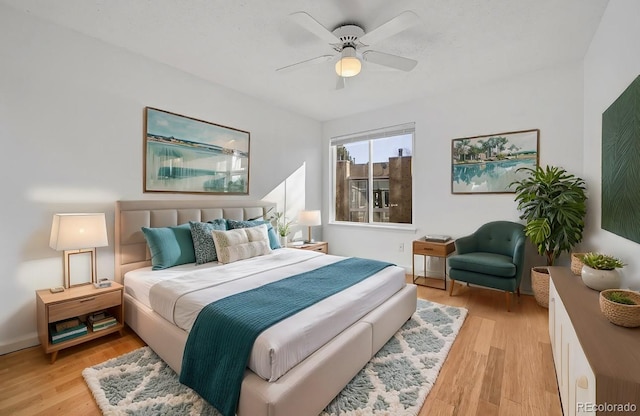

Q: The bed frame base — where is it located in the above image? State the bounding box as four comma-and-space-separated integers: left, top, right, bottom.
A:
125, 284, 417, 416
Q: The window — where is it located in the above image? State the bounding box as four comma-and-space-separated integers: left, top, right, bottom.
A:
331, 123, 414, 225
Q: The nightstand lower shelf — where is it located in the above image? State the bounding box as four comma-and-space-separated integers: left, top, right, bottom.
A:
46, 324, 124, 363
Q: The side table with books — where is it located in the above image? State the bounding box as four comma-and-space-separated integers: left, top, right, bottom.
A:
36, 281, 124, 363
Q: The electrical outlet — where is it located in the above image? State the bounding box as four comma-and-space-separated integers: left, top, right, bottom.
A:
398, 243, 404, 252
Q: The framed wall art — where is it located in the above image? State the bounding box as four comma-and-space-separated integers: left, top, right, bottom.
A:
451, 129, 539, 194
144, 107, 250, 194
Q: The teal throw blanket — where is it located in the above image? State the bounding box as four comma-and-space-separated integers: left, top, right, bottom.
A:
179, 257, 394, 416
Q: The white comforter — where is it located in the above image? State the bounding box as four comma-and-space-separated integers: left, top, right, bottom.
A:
124, 248, 405, 381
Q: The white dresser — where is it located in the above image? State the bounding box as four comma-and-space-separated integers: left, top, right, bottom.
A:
548, 267, 640, 416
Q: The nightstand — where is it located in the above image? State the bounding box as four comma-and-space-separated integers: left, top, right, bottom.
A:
36, 282, 124, 363
412, 238, 455, 290
288, 241, 328, 254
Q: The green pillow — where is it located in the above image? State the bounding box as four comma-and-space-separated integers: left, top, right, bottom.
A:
226, 219, 281, 250
141, 223, 195, 270
189, 219, 227, 264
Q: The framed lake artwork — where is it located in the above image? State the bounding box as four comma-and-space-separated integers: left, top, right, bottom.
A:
144, 107, 250, 194
451, 129, 539, 194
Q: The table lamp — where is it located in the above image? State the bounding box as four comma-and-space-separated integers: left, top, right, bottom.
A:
49, 213, 108, 289
298, 210, 321, 243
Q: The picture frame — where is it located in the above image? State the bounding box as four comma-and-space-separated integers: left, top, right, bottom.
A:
144, 107, 250, 194
451, 129, 539, 194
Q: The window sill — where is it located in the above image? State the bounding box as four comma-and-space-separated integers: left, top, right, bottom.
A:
328, 221, 417, 232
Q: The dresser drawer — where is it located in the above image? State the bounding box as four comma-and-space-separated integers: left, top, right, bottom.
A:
48, 290, 121, 322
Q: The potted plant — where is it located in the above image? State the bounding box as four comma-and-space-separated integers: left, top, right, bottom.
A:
511, 165, 587, 307
599, 289, 640, 327
580, 252, 625, 291
271, 211, 292, 246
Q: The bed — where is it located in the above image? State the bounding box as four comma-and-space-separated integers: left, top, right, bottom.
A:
115, 199, 417, 416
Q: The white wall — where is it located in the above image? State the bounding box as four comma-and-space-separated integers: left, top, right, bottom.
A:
323, 63, 585, 290
0, 4, 322, 354
583, 0, 640, 290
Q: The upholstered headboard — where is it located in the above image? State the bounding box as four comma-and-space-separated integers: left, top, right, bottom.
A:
114, 199, 276, 282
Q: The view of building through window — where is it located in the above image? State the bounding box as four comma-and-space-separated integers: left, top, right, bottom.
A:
332, 124, 414, 225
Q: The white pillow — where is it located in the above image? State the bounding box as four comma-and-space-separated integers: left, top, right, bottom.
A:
212, 224, 271, 264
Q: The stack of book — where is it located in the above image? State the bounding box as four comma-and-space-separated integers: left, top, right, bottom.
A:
50, 321, 87, 344
88, 311, 117, 332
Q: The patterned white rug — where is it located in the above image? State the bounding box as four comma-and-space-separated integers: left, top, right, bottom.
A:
83, 299, 467, 416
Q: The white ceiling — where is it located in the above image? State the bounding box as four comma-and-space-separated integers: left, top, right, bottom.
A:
3, 0, 609, 121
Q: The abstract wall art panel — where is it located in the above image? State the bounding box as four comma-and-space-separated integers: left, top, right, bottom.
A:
602, 74, 640, 243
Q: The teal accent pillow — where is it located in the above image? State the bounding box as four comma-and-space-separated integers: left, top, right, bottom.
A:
226, 219, 281, 250
189, 219, 227, 264
141, 223, 196, 270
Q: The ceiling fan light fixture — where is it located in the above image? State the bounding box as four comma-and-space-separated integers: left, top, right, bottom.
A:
335, 46, 361, 77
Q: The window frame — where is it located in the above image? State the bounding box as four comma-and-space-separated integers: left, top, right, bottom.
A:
329, 123, 415, 230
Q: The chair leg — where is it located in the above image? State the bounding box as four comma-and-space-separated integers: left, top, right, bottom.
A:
449, 279, 455, 296
505, 291, 511, 312
517, 287, 521, 303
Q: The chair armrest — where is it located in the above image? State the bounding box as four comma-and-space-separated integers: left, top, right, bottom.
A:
454, 234, 477, 254
512, 234, 527, 285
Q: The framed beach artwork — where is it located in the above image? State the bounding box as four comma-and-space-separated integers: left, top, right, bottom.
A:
451, 129, 539, 194
144, 107, 250, 194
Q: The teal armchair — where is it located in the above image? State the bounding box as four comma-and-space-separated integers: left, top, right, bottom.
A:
448, 221, 526, 311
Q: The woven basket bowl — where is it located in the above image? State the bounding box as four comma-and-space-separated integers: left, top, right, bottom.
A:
571, 253, 586, 276
599, 289, 640, 328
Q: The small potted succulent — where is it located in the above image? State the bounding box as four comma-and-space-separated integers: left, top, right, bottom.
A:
581, 252, 625, 291
599, 289, 640, 327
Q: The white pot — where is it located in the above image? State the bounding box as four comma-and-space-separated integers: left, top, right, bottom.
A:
279, 235, 288, 247
581, 265, 621, 291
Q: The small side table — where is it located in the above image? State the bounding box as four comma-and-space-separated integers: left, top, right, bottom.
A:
36, 282, 124, 363
288, 241, 328, 254
412, 238, 456, 290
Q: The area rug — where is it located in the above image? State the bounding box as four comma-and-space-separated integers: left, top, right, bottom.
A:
83, 299, 467, 416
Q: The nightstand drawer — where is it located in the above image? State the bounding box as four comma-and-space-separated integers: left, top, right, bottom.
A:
308, 244, 328, 253
413, 242, 449, 256
48, 291, 121, 322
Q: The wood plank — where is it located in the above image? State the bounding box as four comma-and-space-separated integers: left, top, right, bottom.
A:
480, 346, 505, 405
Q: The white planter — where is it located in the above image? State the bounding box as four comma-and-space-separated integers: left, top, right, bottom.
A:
581, 265, 621, 291
279, 235, 288, 247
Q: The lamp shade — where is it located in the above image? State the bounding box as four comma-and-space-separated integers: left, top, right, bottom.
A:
49, 213, 108, 251
298, 210, 322, 226
335, 46, 361, 78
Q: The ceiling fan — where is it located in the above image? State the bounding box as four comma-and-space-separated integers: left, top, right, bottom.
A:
277, 10, 420, 89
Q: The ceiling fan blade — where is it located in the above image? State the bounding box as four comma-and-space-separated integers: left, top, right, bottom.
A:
363, 50, 417, 72
276, 55, 334, 72
359, 11, 419, 45
336, 75, 345, 90
289, 12, 340, 44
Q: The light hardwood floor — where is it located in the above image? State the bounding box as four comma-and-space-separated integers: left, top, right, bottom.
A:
415, 279, 561, 416
0, 280, 561, 416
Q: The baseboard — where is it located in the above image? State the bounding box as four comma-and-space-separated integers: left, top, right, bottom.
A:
0, 333, 39, 356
